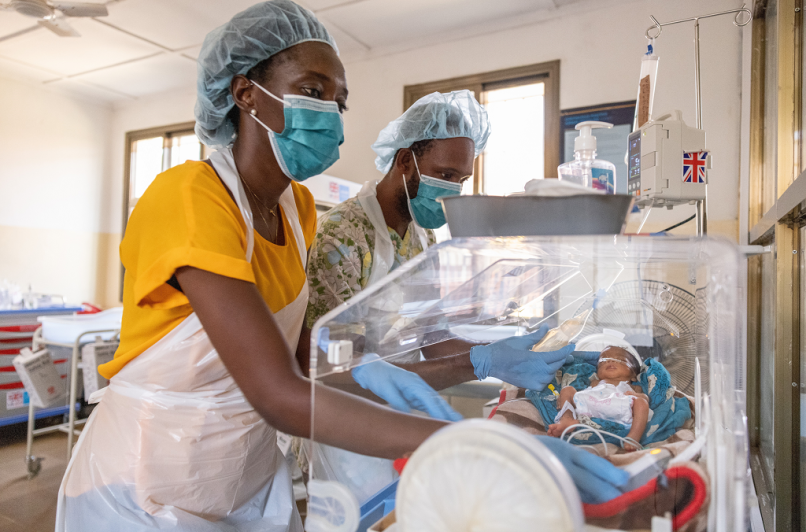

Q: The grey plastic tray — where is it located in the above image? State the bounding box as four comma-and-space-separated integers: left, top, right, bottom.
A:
439, 194, 634, 237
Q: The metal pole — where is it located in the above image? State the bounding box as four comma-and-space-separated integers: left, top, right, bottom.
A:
694, 18, 702, 129
693, 18, 707, 235
25, 400, 34, 460
66, 338, 80, 461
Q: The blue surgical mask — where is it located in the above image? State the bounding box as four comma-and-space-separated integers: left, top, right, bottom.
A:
249, 82, 344, 182
403, 153, 462, 230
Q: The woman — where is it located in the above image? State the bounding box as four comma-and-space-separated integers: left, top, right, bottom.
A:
56, 2, 626, 530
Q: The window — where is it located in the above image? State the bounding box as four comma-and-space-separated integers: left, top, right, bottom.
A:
482, 83, 545, 196
123, 122, 208, 228
404, 60, 560, 196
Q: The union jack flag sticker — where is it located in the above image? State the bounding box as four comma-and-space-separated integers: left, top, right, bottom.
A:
683, 151, 708, 183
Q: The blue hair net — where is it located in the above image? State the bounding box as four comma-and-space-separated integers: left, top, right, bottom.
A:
372, 90, 491, 173
194, 0, 338, 148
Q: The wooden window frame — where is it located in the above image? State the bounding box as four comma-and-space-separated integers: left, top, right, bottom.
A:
121, 121, 200, 237
120, 121, 201, 300
746, 0, 804, 529
403, 60, 560, 194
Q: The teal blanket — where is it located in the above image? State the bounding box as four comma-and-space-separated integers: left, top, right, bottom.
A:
526, 358, 691, 446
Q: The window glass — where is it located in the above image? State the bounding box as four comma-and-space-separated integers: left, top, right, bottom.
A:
170, 134, 202, 168
763, 0, 778, 211
131, 137, 164, 201
759, 241, 776, 489
482, 82, 545, 195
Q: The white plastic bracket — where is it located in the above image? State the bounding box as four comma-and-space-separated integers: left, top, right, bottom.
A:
327, 340, 353, 366
651, 513, 673, 532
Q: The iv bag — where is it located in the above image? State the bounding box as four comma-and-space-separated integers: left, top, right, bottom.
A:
633, 41, 659, 130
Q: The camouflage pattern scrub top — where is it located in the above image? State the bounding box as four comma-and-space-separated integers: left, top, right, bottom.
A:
305, 196, 436, 328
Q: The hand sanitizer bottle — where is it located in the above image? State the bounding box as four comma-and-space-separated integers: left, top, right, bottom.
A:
558, 121, 618, 193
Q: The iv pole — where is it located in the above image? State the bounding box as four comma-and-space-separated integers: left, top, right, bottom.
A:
645, 5, 752, 236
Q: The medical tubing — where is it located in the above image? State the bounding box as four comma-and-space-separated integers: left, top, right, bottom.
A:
669, 412, 709, 465
660, 214, 696, 232
560, 423, 610, 454
560, 424, 646, 453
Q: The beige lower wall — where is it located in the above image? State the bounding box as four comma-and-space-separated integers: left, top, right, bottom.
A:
0, 225, 121, 309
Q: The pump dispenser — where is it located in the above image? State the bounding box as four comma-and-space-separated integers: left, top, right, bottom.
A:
558, 121, 619, 193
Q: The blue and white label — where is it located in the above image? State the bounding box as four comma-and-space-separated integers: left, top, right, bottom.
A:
592, 168, 616, 194
6, 390, 28, 410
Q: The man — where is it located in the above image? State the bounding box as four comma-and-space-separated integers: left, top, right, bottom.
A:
306, 90, 572, 397
300, 91, 627, 506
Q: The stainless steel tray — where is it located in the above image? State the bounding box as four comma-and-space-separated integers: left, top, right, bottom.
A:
439, 194, 634, 237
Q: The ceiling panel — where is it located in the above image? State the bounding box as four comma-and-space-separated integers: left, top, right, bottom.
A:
0, 14, 41, 40
76, 53, 197, 98
323, 0, 556, 49
317, 17, 369, 60
46, 78, 130, 103
300, 0, 365, 11
0, 54, 59, 82
180, 44, 202, 60
103, 0, 275, 51
0, 17, 160, 76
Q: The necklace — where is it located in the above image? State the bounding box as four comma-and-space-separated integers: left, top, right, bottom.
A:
240, 176, 279, 242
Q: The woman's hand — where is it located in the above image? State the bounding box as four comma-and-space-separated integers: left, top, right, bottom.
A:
534, 436, 629, 504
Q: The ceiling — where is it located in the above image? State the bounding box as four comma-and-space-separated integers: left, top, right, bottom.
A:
0, 0, 613, 104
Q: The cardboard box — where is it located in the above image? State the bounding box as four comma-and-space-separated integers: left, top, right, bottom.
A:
12, 348, 65, 408
368, 510, 396, 532
81, 340, 118, 398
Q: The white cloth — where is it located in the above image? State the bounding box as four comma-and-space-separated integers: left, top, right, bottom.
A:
56, 148, 307, 532
574, 381, 637, 426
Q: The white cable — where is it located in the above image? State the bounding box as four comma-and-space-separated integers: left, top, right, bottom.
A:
669, 410, 710, 465
576, 445, 603, 457
559, 423, 646, 453
559, 424, 609, 454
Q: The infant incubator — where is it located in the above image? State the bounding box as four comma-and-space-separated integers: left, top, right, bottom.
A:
306, 235, 747, 532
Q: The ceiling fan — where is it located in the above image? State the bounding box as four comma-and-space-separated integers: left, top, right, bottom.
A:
0, 0, 108, 37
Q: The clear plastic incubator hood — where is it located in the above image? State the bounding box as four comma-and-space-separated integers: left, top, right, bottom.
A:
306, 236, 747, 532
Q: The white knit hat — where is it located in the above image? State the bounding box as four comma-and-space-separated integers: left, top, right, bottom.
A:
574, 329, 643, 370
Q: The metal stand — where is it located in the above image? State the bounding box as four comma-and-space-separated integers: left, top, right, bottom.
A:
25, 327, 119, 478
646, 5, 752, 236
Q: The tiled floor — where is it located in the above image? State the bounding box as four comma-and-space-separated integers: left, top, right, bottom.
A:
0, 422, 70, 532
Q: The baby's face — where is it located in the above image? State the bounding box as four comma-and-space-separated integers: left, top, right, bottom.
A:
597, 346, 636, 381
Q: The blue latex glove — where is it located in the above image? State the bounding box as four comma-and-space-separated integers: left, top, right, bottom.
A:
352, 355, 463, 422
316, 327, 331, 352
469, 325, 575, 390
535, 436, 629, 504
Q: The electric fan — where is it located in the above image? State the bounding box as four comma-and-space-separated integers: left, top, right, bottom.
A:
575, 280, 704, 396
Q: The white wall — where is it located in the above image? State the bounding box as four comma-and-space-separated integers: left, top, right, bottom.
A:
327, 0, 744, 237
0, 76, 116, 306
105, 0, 747, 276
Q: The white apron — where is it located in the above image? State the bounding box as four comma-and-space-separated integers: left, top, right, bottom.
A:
356, 179, 429, 286
56, 148, 308, 532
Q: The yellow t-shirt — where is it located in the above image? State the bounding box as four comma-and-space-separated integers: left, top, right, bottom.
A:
100, 161, 317, 379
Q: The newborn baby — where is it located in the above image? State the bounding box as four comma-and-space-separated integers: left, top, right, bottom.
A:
547, 346, 649, 451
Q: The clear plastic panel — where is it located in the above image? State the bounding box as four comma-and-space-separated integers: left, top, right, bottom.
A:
307, 236, 745, 531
